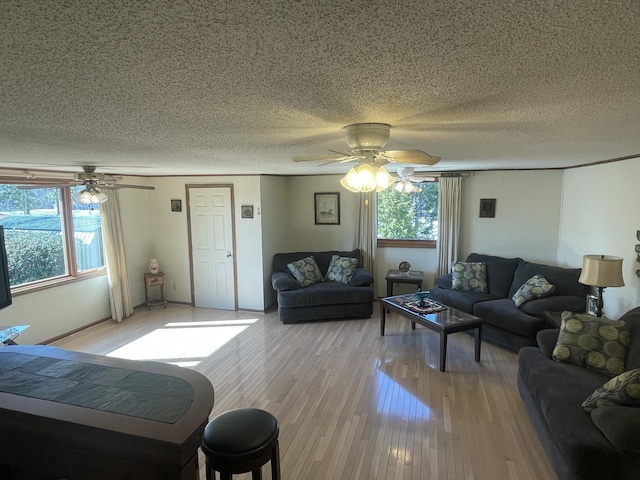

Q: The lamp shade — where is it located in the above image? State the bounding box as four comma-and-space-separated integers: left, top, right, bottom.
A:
578, 255, 625, 287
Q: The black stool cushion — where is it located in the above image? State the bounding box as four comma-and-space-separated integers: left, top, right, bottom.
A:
202, 408, 278, 455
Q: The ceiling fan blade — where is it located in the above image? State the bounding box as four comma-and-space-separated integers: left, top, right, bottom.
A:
101, 184, 155, 190
382, 150, 441, 165
293, 154, 344, 162
17, 183, 80, 190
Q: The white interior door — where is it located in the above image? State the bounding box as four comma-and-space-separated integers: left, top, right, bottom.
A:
189, 187, 236, 310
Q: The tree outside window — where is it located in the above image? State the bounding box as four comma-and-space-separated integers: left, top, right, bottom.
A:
377, 182, 438, 246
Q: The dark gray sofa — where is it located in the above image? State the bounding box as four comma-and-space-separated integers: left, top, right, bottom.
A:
518, 307, 640, 480
430, 253, 589, 351
271, 249, 374, 324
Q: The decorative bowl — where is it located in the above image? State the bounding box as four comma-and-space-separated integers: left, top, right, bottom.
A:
415, 290, 430, 306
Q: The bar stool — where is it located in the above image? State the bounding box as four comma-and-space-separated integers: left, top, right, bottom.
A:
201, 408, 281, 480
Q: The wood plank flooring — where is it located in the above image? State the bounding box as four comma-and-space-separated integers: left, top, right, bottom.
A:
52, 304, 556, 480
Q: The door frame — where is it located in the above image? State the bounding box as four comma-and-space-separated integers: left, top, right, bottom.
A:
185, 184, 238, 309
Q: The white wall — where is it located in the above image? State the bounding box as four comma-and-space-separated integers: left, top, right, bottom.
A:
460, 170, 563, 264
143, 175, 266, 311
0, 276, 111, 345
260, 176, 291, 308
558, 159, 640, 319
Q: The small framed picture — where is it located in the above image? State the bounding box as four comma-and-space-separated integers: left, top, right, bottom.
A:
479, 198, 496, 218
586, 294, 598, 315
170, 199, 182, 212
241, 205, 254, 218
314, 192, 340, 225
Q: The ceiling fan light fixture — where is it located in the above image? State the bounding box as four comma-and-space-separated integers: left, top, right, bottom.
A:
394, 180, 422, 194
73, 186, 108, 204
340, 163, 394, 193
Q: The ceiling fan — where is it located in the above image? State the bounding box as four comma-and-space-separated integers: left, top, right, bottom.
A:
293, 123, 440, 192
15, 166, 155, 204
393, 167, 436, 193
293, 123, 441, 167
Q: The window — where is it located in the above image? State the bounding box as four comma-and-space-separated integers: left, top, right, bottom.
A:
377, 181, 438, 248
0, 184, 104, 290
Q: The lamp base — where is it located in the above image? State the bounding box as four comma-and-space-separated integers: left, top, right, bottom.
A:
595, 286, 605, 317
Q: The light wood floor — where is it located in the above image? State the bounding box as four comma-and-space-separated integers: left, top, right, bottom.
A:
52, 304, 556, 480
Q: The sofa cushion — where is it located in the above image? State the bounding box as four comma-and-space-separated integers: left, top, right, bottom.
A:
518, 347, 617, 479
591, 406, 640, 454
451, 262, 488, 292
325, 255, 358, 284
277, 282, 373, 307
472, 298, 547, 337
466, 253, 522, 298
287, 256, 324, 287
428, 288, 499, 314
519, 295, 586, 318
508, 261, 589, 299
553, 312, 630, 377
582, 368, 640, 411
512, 274, 555, 307
349, 268, 374, 287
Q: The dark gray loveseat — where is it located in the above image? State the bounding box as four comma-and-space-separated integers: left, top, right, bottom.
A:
430, 253, 589, 351
518, 307, 640, 480
271, 249, 374, 324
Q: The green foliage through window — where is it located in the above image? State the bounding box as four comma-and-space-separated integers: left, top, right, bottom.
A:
377, 182, 439, 240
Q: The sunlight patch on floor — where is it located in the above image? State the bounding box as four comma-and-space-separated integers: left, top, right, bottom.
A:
106, 318, 259, 366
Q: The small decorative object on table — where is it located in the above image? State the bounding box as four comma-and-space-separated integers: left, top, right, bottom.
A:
415, 289, 429, 306
148, 258, 160, 274
398, 261, 412, 275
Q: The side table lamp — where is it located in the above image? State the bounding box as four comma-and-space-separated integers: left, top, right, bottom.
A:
578, 254, 625, 317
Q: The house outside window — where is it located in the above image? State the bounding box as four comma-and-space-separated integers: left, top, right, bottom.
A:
0, 184, 104, 289
377, 181, 438, 248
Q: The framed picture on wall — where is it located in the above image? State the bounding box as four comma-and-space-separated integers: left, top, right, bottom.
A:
314, 192, 340, 225
479, 198, 496, 218
241, 205, 254, 218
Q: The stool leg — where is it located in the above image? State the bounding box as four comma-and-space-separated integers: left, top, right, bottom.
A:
271, 441, 281, 480
220, 471, 232, 480
205, 460, 213, 480
251, 468, 263, 479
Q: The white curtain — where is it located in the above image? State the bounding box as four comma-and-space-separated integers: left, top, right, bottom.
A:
436, 176, 462, 276
100, 190, 133, 322
355, 191, 376, 275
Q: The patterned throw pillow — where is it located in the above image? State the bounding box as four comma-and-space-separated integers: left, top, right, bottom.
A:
325, 255, 358, 284
552, 312, 630, 377
451, 262, 488, 292
582, 368, 640, 412
512, 274, 555, 307
287, 256, 324, 287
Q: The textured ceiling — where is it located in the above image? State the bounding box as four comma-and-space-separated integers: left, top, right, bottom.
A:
1, 0, 639, 177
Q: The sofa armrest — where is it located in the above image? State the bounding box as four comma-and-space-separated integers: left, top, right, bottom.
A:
350, 268, 374, 287
272, 272, 300, 291
536, 328, 560, 358
591, 405, 640, 453
434, 273, 452, 289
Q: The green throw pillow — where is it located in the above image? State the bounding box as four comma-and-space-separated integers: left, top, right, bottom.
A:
287, 256, 324, 287
512, 274, 555, 307
451, 262, 488, 292
552, 312, 630, 377
325, 255, 358, 284
583, 368, 640, 412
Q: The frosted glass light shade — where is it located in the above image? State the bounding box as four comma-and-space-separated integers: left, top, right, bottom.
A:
340, 164, 394, 193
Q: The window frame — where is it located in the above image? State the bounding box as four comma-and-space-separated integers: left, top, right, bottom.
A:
3, 185, 106, 297
376, 179, 439, 249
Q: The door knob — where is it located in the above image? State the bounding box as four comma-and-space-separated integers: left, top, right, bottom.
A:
227, 252, 232, 258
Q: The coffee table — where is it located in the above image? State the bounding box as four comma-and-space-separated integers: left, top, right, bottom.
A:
379, 294, 484, 372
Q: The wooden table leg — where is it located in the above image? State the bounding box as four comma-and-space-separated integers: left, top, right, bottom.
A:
380, 302, 386, 336
475, 324, 482, 362
440, 332, 447, 372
